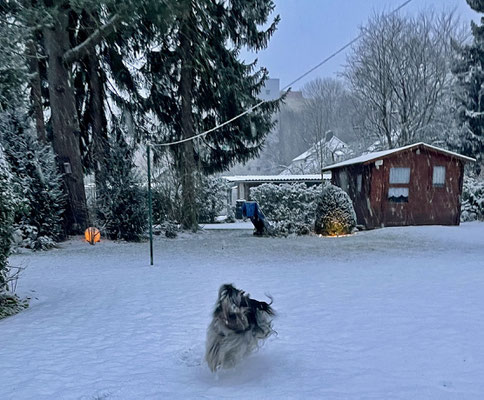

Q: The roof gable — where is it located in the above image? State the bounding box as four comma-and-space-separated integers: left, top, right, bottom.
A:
292, 135, 349, 162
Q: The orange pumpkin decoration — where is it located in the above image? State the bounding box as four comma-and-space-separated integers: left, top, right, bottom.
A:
84, 227, 101, 245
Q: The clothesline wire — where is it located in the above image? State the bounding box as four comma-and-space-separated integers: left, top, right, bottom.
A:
149, 0, 414, 148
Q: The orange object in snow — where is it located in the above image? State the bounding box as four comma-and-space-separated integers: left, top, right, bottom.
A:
84, 227, 101, 245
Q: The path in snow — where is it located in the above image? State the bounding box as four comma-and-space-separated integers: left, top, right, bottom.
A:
1, 223, 483, 399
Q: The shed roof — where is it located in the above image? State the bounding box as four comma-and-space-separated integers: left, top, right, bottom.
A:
321, 142, 475, 171
223, 174, 329, 183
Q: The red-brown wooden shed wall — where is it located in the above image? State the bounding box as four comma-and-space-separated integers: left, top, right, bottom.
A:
331, 146, 465, 228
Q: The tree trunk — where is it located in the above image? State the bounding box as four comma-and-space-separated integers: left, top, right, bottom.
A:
25, 38, 46, 143
86, 53, 108, 189
43, 10, 88, 234
179, 16, 198, 231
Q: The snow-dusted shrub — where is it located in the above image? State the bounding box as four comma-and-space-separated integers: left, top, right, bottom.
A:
0, 146, 14, 290
197, 176, 230, 223
152, 171, 229, 225
314, 184, 356, 236
97, 135, 147, 241
0, 146, 28, 319
0, 113, 65, 250
461, 176, 484, 222
250, 183, 323, 235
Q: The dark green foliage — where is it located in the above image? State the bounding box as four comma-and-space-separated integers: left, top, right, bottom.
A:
97, 129, 147, 241
141, 0, 281, 230
314, 184, 356, 236
145, 0, 281, 173
451, 0, 484, 173
1, 113, 66, 249
0, 6, 27, 111
250, 183, 323, 235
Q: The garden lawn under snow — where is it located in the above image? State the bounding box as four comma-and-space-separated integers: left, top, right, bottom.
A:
1, 222, 484, 400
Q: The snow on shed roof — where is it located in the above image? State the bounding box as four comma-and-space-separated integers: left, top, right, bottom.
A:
223, 174, 329, 183
321, 142, 476, 171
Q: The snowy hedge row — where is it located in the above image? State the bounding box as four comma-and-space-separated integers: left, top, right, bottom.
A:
461, 176, 484, 222
250, 183, 323, 235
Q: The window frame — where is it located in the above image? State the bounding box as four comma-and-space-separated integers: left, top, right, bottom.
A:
389, 167, 411, 184
388, 167, 411, 203
432, 166, 446, 187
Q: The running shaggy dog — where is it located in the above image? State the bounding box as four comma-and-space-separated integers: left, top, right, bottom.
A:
205, 284, 276, 372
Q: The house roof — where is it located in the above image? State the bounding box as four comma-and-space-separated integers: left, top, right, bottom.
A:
292, 136, 348, 162
223, 174, 330, 183
321, 142, 476, 171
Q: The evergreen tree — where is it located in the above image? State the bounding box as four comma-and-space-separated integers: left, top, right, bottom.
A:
2, 0, 173, 234
0, 145, 29, 319
0, 145, 15, 292
452, 0, 484, 174
96, 123, 147, 241
1, 112, 66, 249
314, 184, 356, 236
144, 0, 281, 230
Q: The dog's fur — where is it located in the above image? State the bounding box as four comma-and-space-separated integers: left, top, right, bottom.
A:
205, 284, 275, 372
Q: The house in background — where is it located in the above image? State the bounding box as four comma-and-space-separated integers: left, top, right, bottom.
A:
282, 131, 353, 175
322, 142, 475, 228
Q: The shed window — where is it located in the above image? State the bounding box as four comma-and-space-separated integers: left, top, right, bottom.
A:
356, 174, 362, 192
432, 166, 446, 187
389, 167, 410, 184
388, 187, 409, 202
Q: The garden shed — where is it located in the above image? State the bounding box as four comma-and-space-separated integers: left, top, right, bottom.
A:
321, 142, 475, 228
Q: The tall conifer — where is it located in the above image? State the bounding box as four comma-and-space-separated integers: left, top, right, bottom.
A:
452, 0, 484, 173
144, 0, 281, 230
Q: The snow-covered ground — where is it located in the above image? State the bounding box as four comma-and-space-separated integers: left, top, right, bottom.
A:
1, 222, 484, 400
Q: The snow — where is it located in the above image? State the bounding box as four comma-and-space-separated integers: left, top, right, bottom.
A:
223, 174, 327, 182
1, 222, 484, 399
202, 221, 253, 230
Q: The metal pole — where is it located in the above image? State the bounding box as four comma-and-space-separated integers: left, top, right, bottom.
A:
147, 143, 154, 266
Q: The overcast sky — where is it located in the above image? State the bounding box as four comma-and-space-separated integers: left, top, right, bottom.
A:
244, 0, 480, 90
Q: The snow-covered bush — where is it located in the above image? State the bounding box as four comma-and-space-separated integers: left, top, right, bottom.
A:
250, 183, 323, 235
0, 146, 14, 290
97, 135, 147, 241
461, 176, 484, 222
197, 176, 230, 223
314, 184, 356, 236
152, 170, 229, 225
0, 113, 65, 250
0, 146, 28, 319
